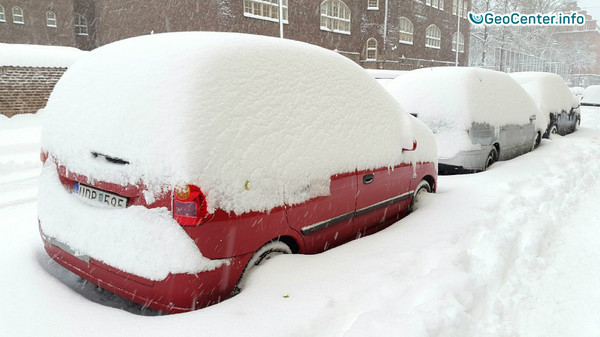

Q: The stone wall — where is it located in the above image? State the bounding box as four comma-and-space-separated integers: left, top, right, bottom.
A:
0, 66, 65, 117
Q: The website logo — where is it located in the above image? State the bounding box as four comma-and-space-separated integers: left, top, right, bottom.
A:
469, 13, 484, 24
469, 11, 585, 26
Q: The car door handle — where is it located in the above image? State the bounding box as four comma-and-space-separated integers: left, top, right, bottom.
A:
363, 173, 375, 185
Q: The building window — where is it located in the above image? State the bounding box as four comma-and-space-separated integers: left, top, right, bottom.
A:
425, 24, 441, 49
320, 0, 351, 35
452, 31, 464, 52
46, 11, 57, 27
75, 14, 88, 35
366, 38, 377, 60
12, 6, 24, 24
454, 0, 466, 17
367, 0, 378, 10
427, 0, 443, 10
243, 0, 288, 23
398, 17, 414, 45
0, 6, 5, 22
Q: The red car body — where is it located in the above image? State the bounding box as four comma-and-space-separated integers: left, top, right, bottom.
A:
41, 159, 436, 313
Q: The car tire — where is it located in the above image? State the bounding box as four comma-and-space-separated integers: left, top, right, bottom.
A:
549, 124, 558, 137
485, 147, 498, 170
532, 132, 541, 150
408, 180, 431, 213
232, 240, 292, 295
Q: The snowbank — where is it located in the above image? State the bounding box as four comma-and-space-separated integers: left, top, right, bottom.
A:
0, 43, 86, 68
582, 85, 600, 105
384, 67, 544, 157
510, 72, 580, 114
38, 164, 226, 280
42, 32, 434, 215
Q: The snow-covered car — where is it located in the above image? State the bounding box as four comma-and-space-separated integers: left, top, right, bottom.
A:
38, 32, 438, 313
511, 72, 580, 137
365, 69, 407, 87
581, 85, 600, 107
385, 67, 545, 174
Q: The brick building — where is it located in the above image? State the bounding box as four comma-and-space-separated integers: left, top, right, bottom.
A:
0, 0, 471, 70
553, 2, 600, 85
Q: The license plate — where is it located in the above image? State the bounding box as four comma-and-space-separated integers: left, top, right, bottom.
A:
74, 183, 127, 208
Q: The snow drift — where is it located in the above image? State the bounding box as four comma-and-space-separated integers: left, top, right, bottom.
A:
0, 43, 86, 68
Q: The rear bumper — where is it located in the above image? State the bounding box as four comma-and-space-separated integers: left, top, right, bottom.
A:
42, 235, 252, 313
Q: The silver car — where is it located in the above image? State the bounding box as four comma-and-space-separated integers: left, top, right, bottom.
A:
385, 67, 544, 174
511, 72, 581, 137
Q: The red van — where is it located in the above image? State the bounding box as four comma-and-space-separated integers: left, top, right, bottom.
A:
38, 32, 437, 313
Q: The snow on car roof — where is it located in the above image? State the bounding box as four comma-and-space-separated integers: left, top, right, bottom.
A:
0, 43, 87, 67
510, 72, 580, 114
385, 67, 545, 132
42, 32, 431, 214
365, 69, 407, 79
582, 85, 600, 105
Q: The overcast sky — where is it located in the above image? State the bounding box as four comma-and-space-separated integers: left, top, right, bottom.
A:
577, 0, 600, 22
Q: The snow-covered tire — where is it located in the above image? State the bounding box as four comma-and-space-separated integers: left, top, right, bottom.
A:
485, 147, 498, 170
549, 124, 558, 138
532, 132, 541, 151
233, 240, 292, 295
408, 180, 431, 213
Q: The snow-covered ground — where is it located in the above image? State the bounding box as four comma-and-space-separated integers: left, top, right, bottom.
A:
2, 108, 600, 336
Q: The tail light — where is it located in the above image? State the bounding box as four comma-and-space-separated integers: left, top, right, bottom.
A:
173, 185, 213, 226
40, 151, 48, 164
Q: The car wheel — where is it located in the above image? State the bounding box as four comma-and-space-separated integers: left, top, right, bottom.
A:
485, 147, 498, 170
232, 240, 292, 295
408, 180, 431, 213
549, 124, 558, 137
532, 132, 541, 150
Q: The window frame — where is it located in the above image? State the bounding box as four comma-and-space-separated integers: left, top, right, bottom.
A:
46, 10, 57, 27
243, 0, 289, 24
452, 31, 464, 53
367, 0, 379, 10
0, 5, 5, 23
398, 17, 414, 45
12, 6, 24, 24
320, 0, 351, 35
425, 24, 441, 49
74, 14, 88, 36
366, 38, 378, 60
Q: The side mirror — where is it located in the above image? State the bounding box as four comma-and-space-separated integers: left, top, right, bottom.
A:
402, 140, 417, 152
529, 115, 537, 121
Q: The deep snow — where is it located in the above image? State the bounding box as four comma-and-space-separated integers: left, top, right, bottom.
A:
2, 108, 600, 336
0, 43, 86, 67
